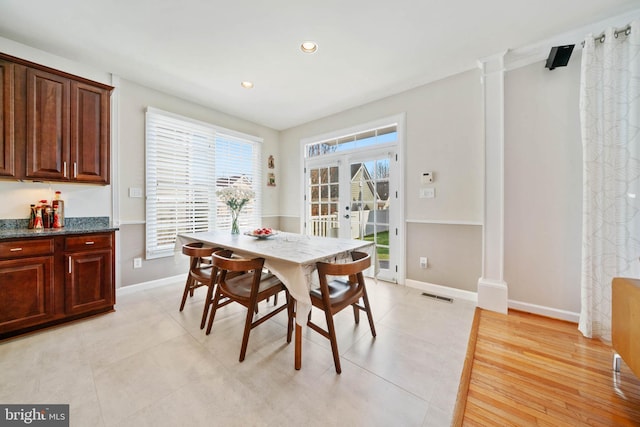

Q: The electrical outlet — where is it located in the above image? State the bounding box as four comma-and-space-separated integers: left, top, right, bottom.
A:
133, 257, 142, 269
129, 187, 143, 198
419, 257, 428, 269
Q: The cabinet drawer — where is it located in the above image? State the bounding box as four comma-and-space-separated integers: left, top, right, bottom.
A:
65, 234, 112, 251
0, 239, 54, 258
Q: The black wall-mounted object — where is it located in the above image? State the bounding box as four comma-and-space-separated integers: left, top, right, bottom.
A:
545, 45, 575, 70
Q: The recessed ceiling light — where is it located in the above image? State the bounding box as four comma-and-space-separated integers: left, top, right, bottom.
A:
300, 41, 318, 54
240, 81, 254, 89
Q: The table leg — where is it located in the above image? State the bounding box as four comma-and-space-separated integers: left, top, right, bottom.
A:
292, 298, 302, 370
295, 323, 302, 370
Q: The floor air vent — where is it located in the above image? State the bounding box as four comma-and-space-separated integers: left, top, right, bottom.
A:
421, 292, 453, 303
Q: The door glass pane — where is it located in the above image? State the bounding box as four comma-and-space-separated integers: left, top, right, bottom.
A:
320, 185, 328, 199
350, 158, 391, 271
329, 166, 338, 183
310, 169, 319, 185
308, 165, 339, 237
330, 184, 339, 201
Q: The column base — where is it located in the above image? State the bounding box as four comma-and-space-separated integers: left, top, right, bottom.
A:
477, 278, 508, 314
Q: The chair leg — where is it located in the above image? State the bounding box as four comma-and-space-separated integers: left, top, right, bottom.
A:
352, 303, 360, 324
361, 289, 376, 338
323, 309, 342, 374
206, 289, 223, 335
265, 293, 279, 306
179, 275, 194, 311
239, 302, 257, 362
201, 283, 215, 329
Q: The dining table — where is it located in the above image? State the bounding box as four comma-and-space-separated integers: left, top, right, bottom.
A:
176, 230, 375, 370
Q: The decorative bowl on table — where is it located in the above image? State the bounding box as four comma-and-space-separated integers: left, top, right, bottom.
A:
244, 228, 278, 239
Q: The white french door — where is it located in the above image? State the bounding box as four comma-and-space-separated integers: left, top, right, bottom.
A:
305, 147, 400, 283
302, 115, 405, 283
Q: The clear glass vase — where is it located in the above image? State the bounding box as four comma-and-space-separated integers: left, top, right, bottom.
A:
231, 210, 240, 234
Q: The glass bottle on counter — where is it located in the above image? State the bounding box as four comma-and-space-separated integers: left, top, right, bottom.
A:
28, 204, 36, 229
52, 191, 64, 228
33, 205, 43, 229
40, 199, 51, 228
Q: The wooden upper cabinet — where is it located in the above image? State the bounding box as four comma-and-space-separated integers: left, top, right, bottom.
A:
0, 52, 112, 184
25, 67, 70, 180
0, 59, 15, 177
71, 81, 110, 184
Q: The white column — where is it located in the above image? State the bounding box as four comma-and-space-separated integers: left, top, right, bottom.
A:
477, 53, 508, 314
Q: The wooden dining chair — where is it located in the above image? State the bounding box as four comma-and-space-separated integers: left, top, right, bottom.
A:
205, 250, 294, 362
180, 242, 225, 329
309, 251, 376, 373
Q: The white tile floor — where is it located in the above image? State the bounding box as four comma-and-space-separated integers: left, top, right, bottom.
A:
0, 278, 475, 427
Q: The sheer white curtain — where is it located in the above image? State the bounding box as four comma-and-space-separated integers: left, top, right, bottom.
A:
579, 21, 640, 340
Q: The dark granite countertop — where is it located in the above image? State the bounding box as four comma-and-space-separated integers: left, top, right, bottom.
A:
0, 217, 118, 240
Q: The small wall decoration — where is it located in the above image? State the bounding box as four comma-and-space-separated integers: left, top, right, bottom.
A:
267, 172, 276, 187
268, 155, 275, 169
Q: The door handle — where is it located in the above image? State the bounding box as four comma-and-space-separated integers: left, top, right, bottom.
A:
344, 214, 350, 219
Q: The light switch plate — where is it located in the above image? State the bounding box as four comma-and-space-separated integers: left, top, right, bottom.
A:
420, 188, 435, 198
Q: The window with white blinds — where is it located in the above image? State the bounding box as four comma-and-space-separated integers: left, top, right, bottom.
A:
145, 107, 262, 259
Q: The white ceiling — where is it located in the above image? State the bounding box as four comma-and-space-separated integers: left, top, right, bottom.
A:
0, 1, 638, 130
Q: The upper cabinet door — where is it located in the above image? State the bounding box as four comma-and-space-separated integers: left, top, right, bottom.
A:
25, 68, 70, 180
71, 81, 110, 184
0, 59, 15, 177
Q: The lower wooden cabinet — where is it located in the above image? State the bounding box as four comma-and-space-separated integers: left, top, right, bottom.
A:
0, 255, 55, 332
65, 233, 113, 315
0, 231, 115, 339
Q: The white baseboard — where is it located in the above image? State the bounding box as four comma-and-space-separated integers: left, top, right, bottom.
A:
116, 274, 183, 296
405, 279, 478, 303
405, 278, 578, 322
508, 299, 579, 323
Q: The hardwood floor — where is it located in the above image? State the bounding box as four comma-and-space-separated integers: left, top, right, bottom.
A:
453, 308, 640, 426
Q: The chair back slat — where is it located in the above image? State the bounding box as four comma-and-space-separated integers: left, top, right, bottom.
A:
212, 251, 264, 272
182, 242, 215, 258
317, 252, 370, 277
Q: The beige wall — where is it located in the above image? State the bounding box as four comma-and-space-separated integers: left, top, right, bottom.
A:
406, 223, 482, 292
278, 69, 485, 288
504, 54, 583, 313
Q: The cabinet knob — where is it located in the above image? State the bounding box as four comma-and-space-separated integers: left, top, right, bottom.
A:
10, 247, 23, 252
85, 241, 95, 245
